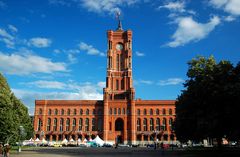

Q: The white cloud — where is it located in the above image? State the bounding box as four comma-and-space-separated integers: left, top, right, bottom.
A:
13, 88, 103, 115
97, 81, 106, 88
0, 28, 15, 48
53, 49, 61, 53
79, 42, 104, 56
28, 37, 52, 48
81, 0, 139, 15
158, 78, 184, 86
25, 80, 67, 89
158, 1, 195, 15
210, 0, 240, 16
158, 1, 186, 13
0, 28, 14, 40
224, 15, 236, 21
67, 53, 78, 64
166, 16, 220, 47
13, 80, 104, 114
0, 38, 15, 48
135, 51, 145, 57
139, 80, 153, 85
135, 79, 153, 85
0, 52, 68, 75
8, 24, 18, 33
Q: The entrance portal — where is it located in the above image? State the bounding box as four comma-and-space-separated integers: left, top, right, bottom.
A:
115, 118, 124, 131
115, 118, 124, 144
116, 135, 123, 144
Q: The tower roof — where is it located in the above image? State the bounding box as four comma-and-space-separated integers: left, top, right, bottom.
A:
116, 11, 123, 31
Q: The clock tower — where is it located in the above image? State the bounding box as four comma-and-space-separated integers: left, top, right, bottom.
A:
103, 17, 136, 144
103, 25, 135, 101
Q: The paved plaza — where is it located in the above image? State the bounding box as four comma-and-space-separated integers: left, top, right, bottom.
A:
10, 147, 240, 157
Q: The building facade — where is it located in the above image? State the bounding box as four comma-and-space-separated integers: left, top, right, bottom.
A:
33, 21, 176, 145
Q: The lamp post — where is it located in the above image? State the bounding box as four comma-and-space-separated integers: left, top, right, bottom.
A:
18, 126, 24, 152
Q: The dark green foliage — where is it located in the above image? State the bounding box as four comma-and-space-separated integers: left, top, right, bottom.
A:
175, 56, 240, 142
0, 73, 33, 144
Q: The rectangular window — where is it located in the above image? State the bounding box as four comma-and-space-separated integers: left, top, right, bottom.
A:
117, 54, 119, 70
92, 118, 96, 131
116, 80, 119, 90
79, 119, 82, 131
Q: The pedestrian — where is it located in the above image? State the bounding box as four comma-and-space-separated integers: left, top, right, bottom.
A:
0, 144, 3, 157
5, 145, 10, 157
160, 142, 165, 155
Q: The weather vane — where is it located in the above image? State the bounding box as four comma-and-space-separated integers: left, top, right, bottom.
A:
116, 10, 123, 30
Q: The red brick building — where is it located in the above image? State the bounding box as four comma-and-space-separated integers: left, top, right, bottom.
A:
33, 21, 176, 145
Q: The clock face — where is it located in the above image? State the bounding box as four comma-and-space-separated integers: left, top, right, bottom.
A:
116, 44, 123, 50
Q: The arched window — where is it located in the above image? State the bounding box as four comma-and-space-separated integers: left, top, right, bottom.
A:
39, 108, 42, 115
156, 109, 160, 115
164, 134, 168, 141
61, 109, 64, 115
85, 118, 89, 131
109, 108, 112, 115
72, 118, 76, 130
122, 108, 125, 114
37, 118, 42, 131
66, 118, 70, 131
143, 118, 147, 131
60, 118, 63, 131
48, 109, 52, 115
54, 109, 58, 115
118, 108, 121, 115
98, 109, 102, 115
162, 109, 166, 115
79, 118, 83, 131
73, 109, 77, 115
156, 118, 160, 131
121, 79, 124, 90
128, 40, 131, 49
150, 118, 154, 131
47, 118, 51, 131
169, 118, 173, 131
114, 108, 117, 115
80, 109, 83, 115
92, 118, 96, 131
144, 109, 147, 115
127, 108, 130, 115
129, 57, 132, 68
86, 109, 89, 115
150, 109, 153, 115
137, 109, 140, 116
116, 80, 119, 90
169, 109, 173, 115
53, 118, 57, 131
92, 109, 96, 115
98, 118, 103, 131
67, 109, 70, 115
162, 118, 167, 131
137, 118, 141, 131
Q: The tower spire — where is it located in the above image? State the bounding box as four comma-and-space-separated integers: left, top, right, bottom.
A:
116, 11, 123, 31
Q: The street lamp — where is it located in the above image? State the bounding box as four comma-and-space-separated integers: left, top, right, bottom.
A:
18, 126, 24, 152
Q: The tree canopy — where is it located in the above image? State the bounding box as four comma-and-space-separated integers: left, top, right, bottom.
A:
0, 73, 33, 144
175, 56, 240, 142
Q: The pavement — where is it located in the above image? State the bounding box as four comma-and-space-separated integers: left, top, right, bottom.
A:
10, 147, 240, 157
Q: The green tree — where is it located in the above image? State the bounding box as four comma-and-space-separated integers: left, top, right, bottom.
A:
175, 56, 240, 143
0, 73, 33, 144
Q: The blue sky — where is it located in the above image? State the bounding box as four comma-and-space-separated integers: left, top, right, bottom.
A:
0, 0, 240, 115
